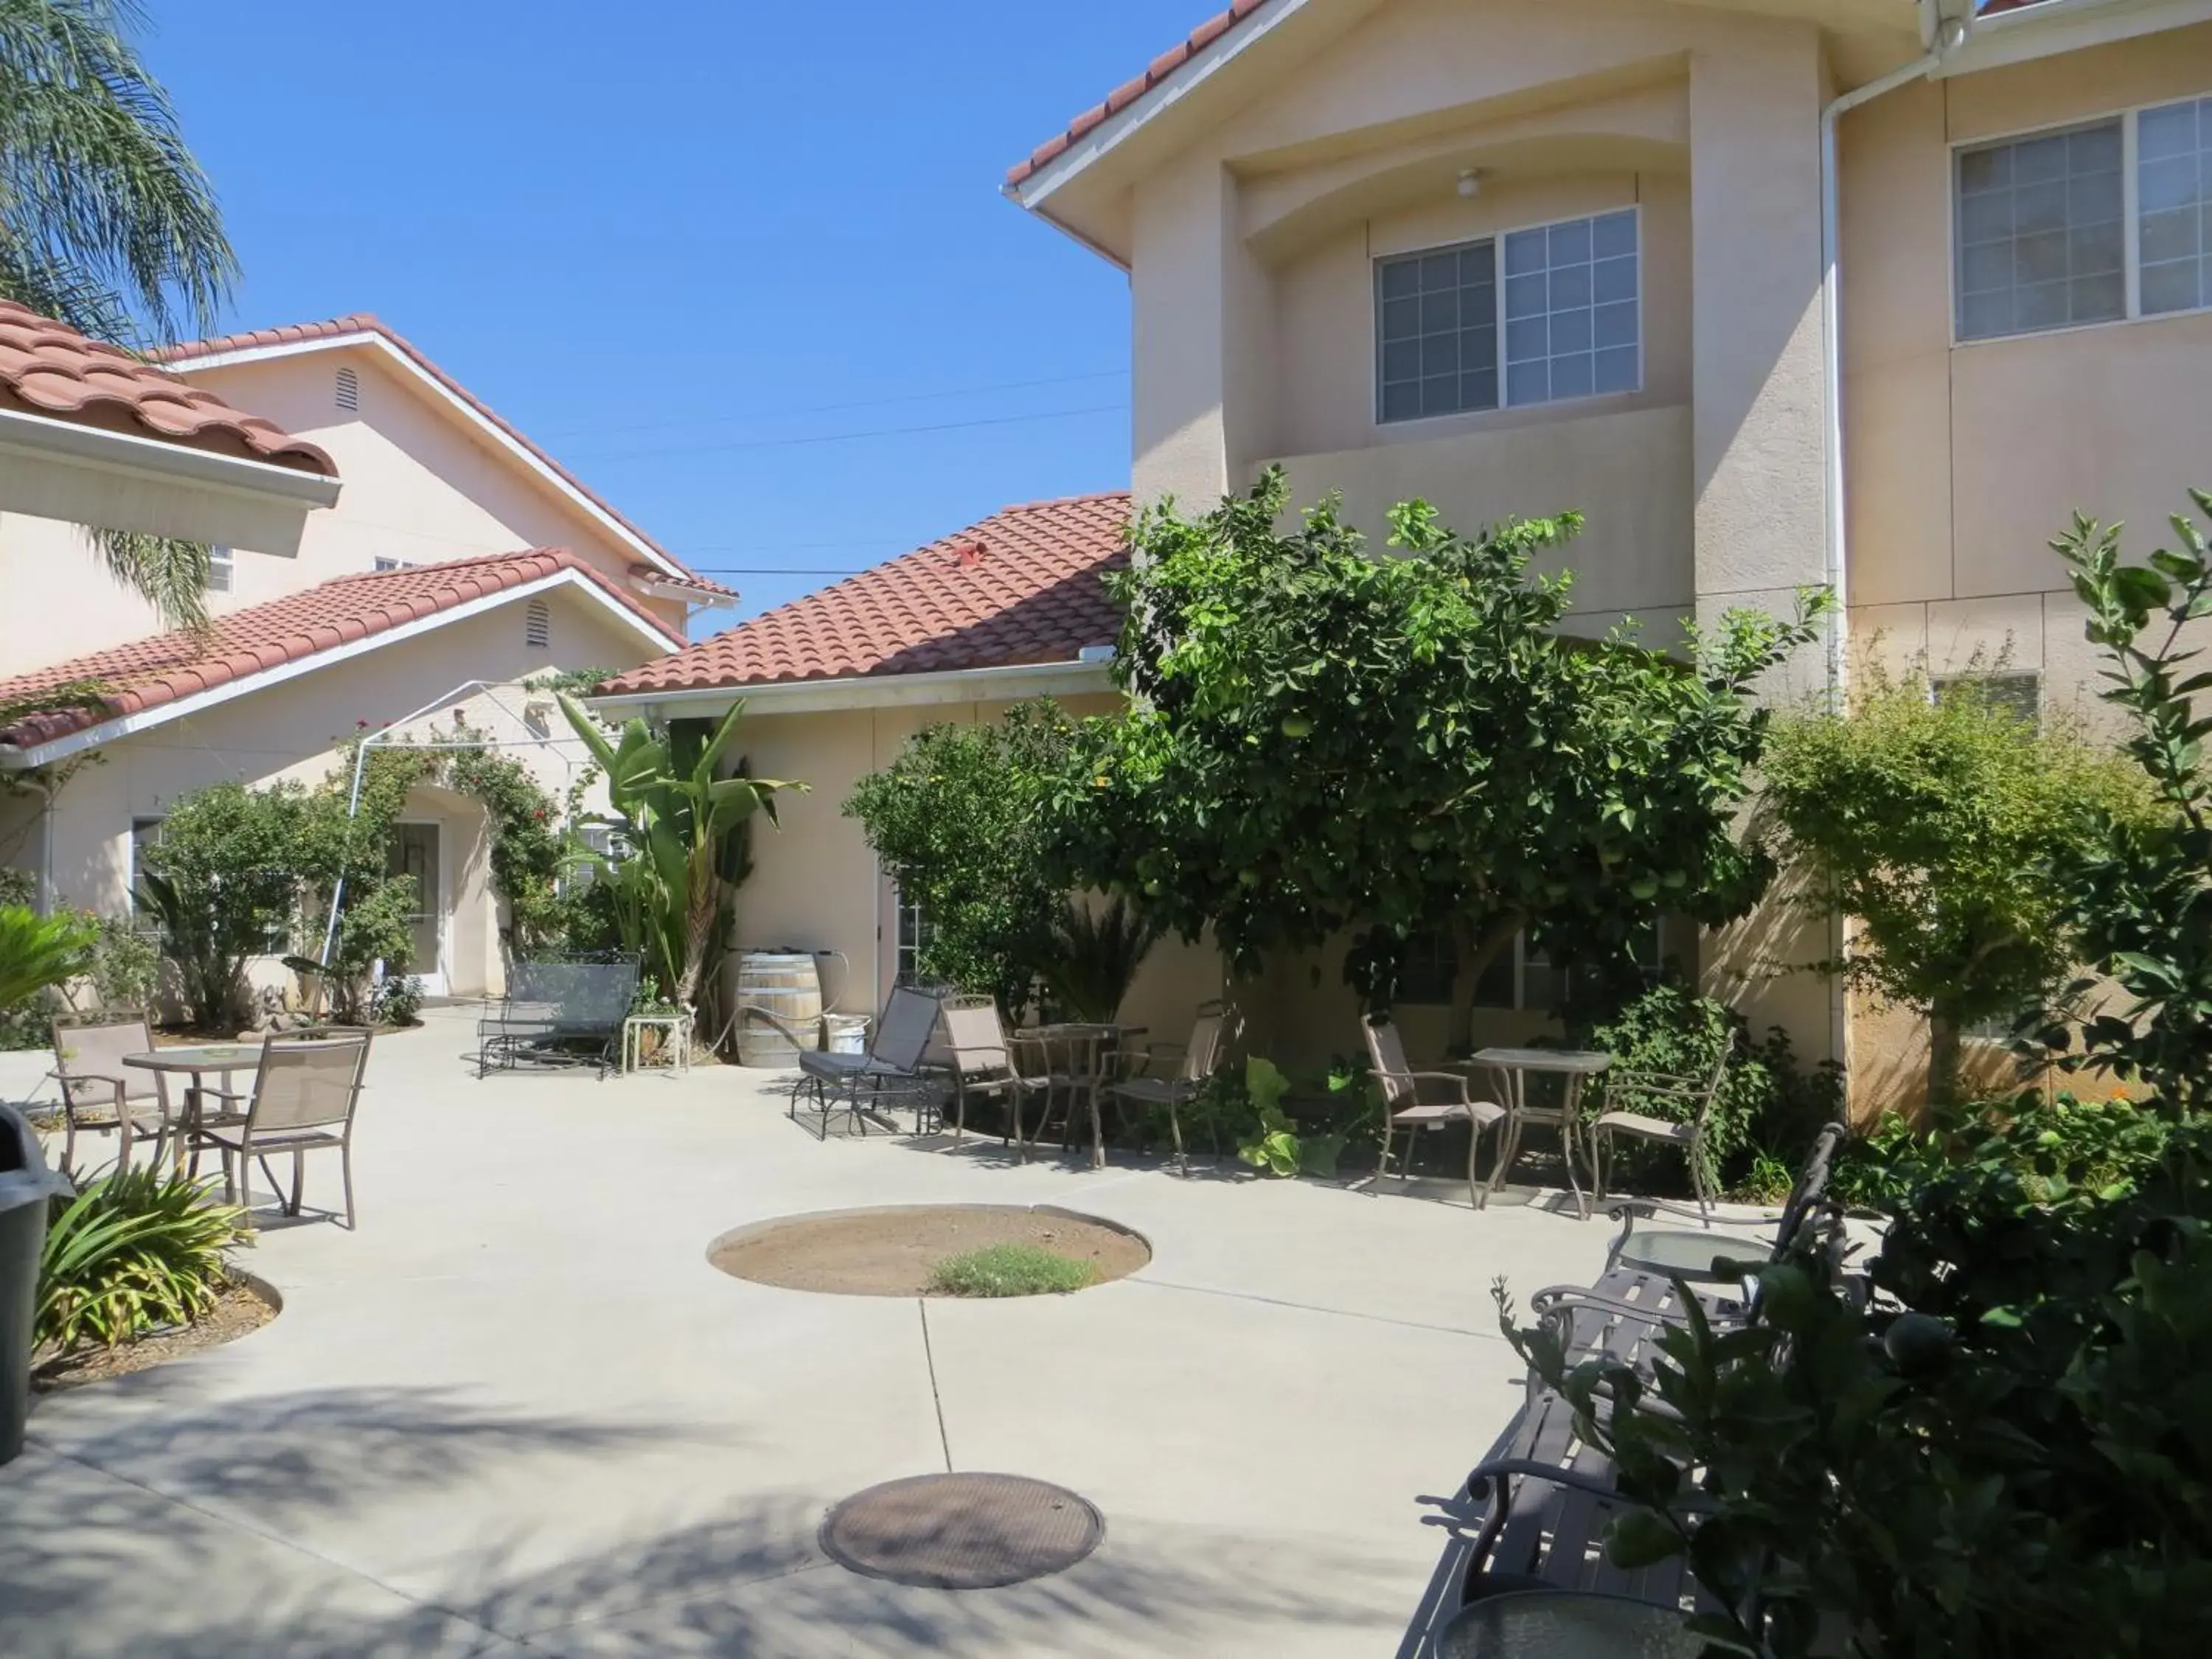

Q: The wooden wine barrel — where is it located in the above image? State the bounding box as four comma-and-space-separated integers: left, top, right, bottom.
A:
733, 951, 822, 1068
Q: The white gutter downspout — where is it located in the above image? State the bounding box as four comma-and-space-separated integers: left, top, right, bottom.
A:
1820, 6, 1966, 700
1818, 1, 1962, 1094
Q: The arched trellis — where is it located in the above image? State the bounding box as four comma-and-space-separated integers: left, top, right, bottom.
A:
313, 679, 598, 971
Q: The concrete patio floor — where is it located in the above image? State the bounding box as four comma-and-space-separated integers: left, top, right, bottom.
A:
0, 1006, 1618, 1658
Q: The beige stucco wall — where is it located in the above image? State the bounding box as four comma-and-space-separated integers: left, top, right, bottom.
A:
0, 344, 686, 680
1117, 0, 1843, 1080
727, 695, 1224, 1053
1829, 22, 2212, 1117
35, 588, 648, 999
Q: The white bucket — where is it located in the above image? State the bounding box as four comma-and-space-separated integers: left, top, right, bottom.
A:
824, 1013, 868, 1056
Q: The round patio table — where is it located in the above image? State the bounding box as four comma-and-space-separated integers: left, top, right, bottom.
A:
122, 1043, 262, 1174
1434, 1590, 1705, 1658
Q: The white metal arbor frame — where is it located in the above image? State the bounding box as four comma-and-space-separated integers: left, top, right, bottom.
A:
313, 678, 599, 975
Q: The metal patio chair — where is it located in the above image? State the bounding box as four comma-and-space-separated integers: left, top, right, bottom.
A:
187, 1028, 372, 1229
1108, 1001, 1229, 1173
784, 984, 946, 1137
1360, 1016, 1506, 1207
939, 998, 1047, 1152
47, 1014, 173, 1175
1587, 1034, 1736, 1214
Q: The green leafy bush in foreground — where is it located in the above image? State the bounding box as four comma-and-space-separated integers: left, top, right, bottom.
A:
927, 1243, 1096, 1298
1503, 1112, 2212, 1659
38, 1166, 246, 1355
1834, 1089, 2176, 1214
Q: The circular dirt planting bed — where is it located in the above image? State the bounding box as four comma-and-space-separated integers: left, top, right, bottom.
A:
708, 1204, 1150, 1298
821, 1472, 1105, 1588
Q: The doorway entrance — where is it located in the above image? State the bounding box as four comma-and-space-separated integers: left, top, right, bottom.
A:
387, 821, 447, 994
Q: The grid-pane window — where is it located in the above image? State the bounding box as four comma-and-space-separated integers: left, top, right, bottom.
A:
1375, 239, 1498, 422
1502, 209, 1640, 408
128, 816, 162, 919
206, 546, 234, 594
1955, 120, 2124, 341
1397, 931, 1457, 1004
2139, 97, 2212, 316
1933, 669, 2042, 727
894, 888, 931, 987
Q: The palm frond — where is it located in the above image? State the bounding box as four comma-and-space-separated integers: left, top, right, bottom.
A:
84, 526, 209, 628
0, 0, 235, 344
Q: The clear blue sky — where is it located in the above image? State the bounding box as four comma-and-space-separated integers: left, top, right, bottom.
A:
143, 1, 1206, 630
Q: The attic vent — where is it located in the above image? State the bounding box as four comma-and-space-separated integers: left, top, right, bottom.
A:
335, 366, 359, 411
524, 598, 551, 649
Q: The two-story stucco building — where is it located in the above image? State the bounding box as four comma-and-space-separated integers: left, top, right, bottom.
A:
600, 0, 2212, 1113
0, 313, 731, 1000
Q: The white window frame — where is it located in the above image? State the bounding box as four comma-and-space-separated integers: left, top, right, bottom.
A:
894, 886, 931, 987
1374, 204, 1644, 427
1952, 94, 2212, 348
206, 545, 234, 593
128, 815, 163, 922
1472, 921, 1666, 1012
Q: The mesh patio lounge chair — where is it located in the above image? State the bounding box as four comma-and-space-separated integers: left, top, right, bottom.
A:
1360, 1017, 1507, 1207
476, 958, 639, 1078
781, 984, 947, 1138
186, 1028, 372, 1229
47, 1014, 173, 1175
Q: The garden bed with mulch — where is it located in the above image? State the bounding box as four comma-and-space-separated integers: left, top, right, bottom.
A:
709, 1205, 1150, 1298
32, 1273, 279, 1393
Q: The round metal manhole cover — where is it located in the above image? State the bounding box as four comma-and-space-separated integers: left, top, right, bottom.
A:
820, 1472, 1105, 1589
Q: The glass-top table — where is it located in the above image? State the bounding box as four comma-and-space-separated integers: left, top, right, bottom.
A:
1434, 1590, 1705, 1658
1613, 1222, 1775, 1283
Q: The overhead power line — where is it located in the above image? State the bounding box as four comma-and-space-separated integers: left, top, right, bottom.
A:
569, 401, 1128, 464
538, 366, 1128, 442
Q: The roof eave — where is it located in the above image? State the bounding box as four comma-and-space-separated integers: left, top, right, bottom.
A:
0, 566, 678, 770
167, 328, 700, 587
1008, 0, 1312, 218
589, 658, 1115, 720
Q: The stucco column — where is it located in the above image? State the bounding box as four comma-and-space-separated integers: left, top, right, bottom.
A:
1688, 29, 1829, 639
1688, 28, 1838, 1064
1130, 158, 1276, 512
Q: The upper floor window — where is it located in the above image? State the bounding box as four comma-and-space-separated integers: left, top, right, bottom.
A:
206, 546, 234, 593
1376, 208, 1639, 425
1957, 97, 2212, 342
372, 556, 411, 572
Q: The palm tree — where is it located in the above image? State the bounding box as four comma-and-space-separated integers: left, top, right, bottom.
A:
0, 0, 240, 627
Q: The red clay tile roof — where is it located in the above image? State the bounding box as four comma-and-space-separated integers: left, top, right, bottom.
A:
1006, 0, 1273, 187
627, 562, 736, 602
599, 493, 1132, 695
0, 549, 681, 753
153, 315, 697, 582
0, 301, 335, 475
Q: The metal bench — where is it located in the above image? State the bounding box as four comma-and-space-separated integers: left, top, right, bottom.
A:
476, 958, 641, 1079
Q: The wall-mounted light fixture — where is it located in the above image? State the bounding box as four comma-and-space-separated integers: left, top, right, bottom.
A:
1456, 168, 1482, 199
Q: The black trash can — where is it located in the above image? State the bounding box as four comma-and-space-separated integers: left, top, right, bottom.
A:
0, 1102, 69, 1466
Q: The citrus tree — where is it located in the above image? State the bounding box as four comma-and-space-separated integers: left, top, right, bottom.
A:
844, 701, 1074, 1018
1050, 467, 1825, 1040
1761, 663, 2151, 1104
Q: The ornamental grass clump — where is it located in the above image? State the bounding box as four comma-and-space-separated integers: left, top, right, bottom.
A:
927, 1243, 1097, 1298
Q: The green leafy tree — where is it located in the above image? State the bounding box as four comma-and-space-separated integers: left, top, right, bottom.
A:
843, 702, 1074, 1017
558, 694, 800, 1016
0, 1, 246, 629
139, 780, 306, 1029
1050, 468, 1823, 1041
2049, 497, 2212, 1113
1761, 662, 2151, 1104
